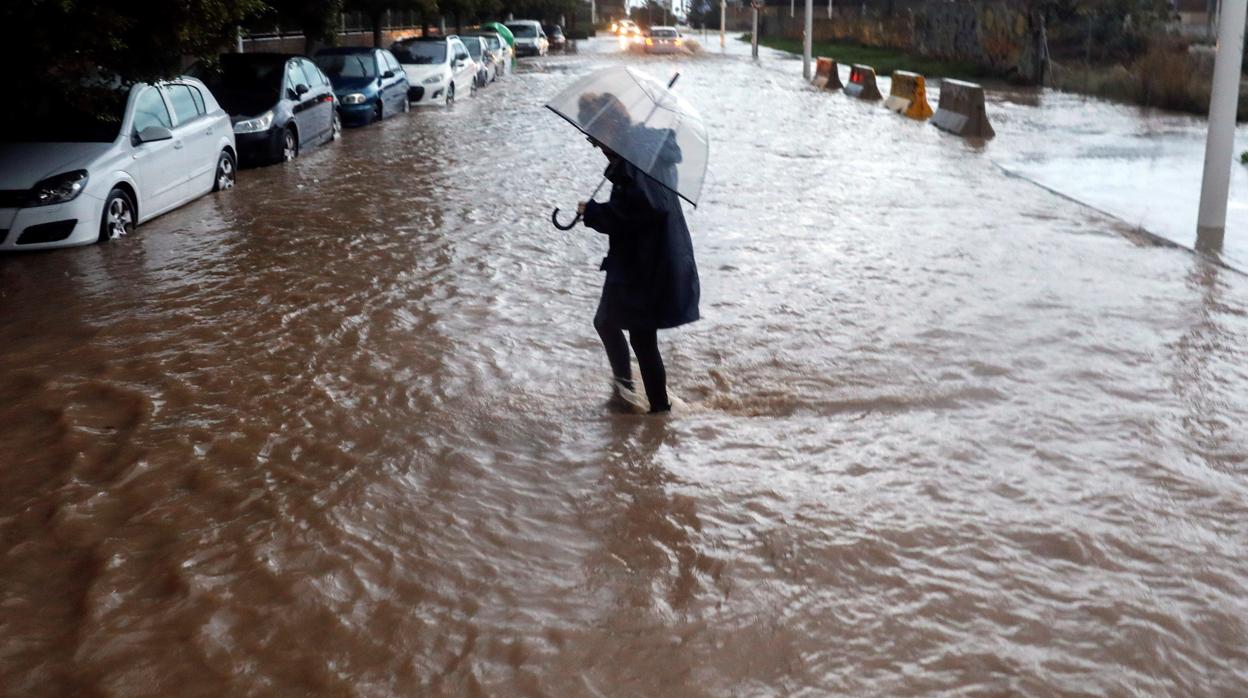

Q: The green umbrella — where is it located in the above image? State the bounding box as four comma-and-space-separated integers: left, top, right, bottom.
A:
483, 22, 515, 47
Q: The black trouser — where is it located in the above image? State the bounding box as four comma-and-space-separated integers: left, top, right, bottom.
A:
594, 309, 669, 412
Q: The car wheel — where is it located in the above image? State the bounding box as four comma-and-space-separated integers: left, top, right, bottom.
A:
330, 111, 342, 142
213, 150, 236, 192
470, 78, 477, 96
281, 127, 298, 162
98, 187, 135, 243
446, 83, 455, 106
374, 101, 384, 123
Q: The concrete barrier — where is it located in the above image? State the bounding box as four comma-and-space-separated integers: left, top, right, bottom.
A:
884, 70, 934, 120
931, 79, 995, 139
843, 64, 882, 100
811, 56, 843, 90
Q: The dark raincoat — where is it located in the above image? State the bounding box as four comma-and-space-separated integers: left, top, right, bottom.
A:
583, 136, 700, 331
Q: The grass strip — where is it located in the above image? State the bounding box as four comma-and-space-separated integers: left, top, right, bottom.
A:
751, 35, 993, 81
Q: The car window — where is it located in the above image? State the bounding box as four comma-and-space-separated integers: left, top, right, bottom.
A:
299, 60, 322, 88
465, 39, 482, 59
133, 86, 172, 133
286, 60, 308, 93
189, 85, 206, 113
165, 84, 201, 124
506, 23, 537, 38
384, 51, 402, 73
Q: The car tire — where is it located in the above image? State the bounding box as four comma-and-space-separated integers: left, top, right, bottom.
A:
281, 127, 298, 162
327, 111, 342, 143
373, 101, 383, 123
98, 187, 136, 243
446, 83, 455, 106
213, 150, 236, 192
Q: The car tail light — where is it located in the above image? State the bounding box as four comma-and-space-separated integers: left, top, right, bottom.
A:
645, 38, 653, 46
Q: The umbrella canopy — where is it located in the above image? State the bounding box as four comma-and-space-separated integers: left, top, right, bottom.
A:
545, 65, 709, 206
482, 22, 515, 47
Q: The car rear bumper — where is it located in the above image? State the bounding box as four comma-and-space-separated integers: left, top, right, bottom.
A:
235, 129, 284, 165
0, 194, 103, 251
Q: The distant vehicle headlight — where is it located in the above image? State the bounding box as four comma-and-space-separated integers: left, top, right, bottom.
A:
340, 93, 368, 105
423, 74, 445, 85
25, 169, 89, 207
232, 110, 275, 134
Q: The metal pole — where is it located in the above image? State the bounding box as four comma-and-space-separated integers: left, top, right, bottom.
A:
720, 0, 726, 48
828, 0, 832, 20
803, 0, 813, 79
1196, 0, 1247, 250
791, 0, 795, 18
235, 26, 244, 52
592, 0, 597, 26
751, 1, 759, 59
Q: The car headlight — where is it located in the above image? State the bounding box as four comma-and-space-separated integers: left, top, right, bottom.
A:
25, 169, 89, 207
423, 74, 445, 85
341, 93, 367, 105
233, 110, 274, 134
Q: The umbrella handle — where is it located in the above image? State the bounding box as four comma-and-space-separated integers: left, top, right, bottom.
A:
551, 207, 581, 230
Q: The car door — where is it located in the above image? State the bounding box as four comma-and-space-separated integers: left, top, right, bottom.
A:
128, 85, 186, 216
450, 40, 473, 95
292, 59, 330, 143
165, 83, 218, 197
283, 59, 317, 148
380, 50, 406, 113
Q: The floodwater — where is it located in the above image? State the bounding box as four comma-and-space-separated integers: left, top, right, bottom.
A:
3, 36, 1248, 696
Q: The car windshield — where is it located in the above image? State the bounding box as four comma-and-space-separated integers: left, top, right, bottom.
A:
485, 37, 501, 50
653, 29, 677, 38
4, 86, 128, 143
507, 24, 537, 38
393, 42, 446, 65
193, 56, 284, 94
465, 40, 482, 59
315, 53, 377, 79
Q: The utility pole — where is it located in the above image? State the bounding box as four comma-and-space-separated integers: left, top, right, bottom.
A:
591, 0, 597, 26
791, 0, 795, 18
720, 0, 726, 49
803, 0, 812, 79
1196, 0, 1247, 251
751, 0, 759, 59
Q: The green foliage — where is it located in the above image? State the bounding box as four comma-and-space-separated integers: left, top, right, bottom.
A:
269, 0, 344, 45
755, 36, 993, 81
1, 0, 268, 90
1241, 151, 1248, 166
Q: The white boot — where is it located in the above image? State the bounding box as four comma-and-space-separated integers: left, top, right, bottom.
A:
612, 379, 649, 414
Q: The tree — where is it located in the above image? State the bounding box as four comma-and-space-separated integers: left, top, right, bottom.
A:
1, 0, 268, 96
345, 0, 436, 46
270, 0, 344, 53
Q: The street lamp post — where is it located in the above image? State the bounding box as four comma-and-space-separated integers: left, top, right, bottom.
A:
720, 0, 726, 49
1196, 0, 1247, 251
803, 0, 813, 79
751, 0, 759, 59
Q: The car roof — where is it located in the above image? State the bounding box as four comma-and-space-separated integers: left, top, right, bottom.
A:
315, 46, 378, 55
399, 36, 451, 42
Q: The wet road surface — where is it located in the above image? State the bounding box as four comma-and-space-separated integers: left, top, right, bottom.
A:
2, 36, 1248, 696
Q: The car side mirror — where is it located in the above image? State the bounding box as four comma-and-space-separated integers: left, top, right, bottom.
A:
382, 70, 395, 79
295, 83, 309, 96
137, 125, 173, 143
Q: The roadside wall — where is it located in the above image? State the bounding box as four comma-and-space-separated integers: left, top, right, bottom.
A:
738, 0, 1049, 84
239, 28, 424, 55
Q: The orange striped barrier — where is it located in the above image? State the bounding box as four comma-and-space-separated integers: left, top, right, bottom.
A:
931, 79, 995, 139
811, 56, 843, 90
843, 64, 882, 100
884, 70, 934, 120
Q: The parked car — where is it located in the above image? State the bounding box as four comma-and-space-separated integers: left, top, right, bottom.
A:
190, 53, 339, 166
644, 26, 687, 54
0, 80, 236, 250
391, 36, 477, 105
461, 36, 495, 87
470, 32, 512, 78
542, 24, 567, 51
313, 47, 409, 126
505, 20, 549, 57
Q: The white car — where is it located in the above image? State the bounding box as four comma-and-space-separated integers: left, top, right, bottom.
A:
644, 26, 689, 54
506, 21, 549, 57
470, 32, 512, 78
0, 78, 236, 250
392, 37, 478, 105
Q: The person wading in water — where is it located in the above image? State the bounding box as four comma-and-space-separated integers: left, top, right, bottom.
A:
575, 93, 700, 414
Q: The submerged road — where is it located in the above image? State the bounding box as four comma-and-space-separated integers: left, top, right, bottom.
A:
2, 36, 1247, 696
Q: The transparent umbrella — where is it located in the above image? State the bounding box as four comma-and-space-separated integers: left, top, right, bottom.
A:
546, 65, 709, 229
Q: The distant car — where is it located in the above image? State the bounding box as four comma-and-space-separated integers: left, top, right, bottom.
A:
613, 19, 638, 35
314, 47, 409, 126
190, 53, 339, 166
0, 79, 236, 250
461, 36, 495, 87
465, 32, 510, 79
644, 26, 687, 54
543, 24, 567, 51
392, 36, 477, 105
506, 20, 549, 57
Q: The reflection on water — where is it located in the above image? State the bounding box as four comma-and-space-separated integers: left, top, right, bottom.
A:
2, 36, 1248, 696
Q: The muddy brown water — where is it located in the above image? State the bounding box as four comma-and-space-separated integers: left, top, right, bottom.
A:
2, 38, 1248, 696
